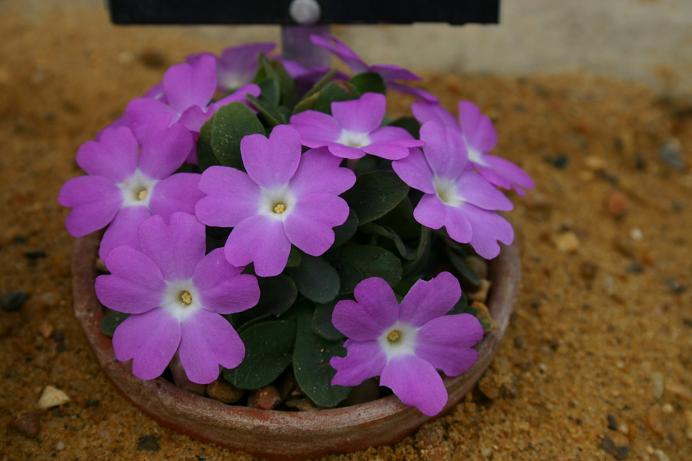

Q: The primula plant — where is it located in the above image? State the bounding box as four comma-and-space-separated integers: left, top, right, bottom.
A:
60, 35, 532, 417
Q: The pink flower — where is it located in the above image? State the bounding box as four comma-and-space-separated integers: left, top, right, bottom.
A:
310, 33, 437, 102
290, 92, 422, 160
330, 272, 483, 416
195, 125, 356, 277
95, 212, 260, 384
125, 55, 260, 139
59, 125, 203, 260
413, 100, 534, 195
188, 42, 275, 91
392, 121, 514, 259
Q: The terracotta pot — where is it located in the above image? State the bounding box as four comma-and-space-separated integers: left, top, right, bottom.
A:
72, 234, 520, 460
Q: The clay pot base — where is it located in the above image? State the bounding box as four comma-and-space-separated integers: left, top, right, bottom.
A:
72, 234, 520, 460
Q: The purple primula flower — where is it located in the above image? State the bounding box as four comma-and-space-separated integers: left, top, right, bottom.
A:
330, 272, 483, 416
59, 125, 203, 260
95, 212, 260, 384
188, 42, 275, 91
290, 92, 422, 160
392, 121, 514, 259
310, 33, 438, 103
195, 125, 356, 277
125, 54, 260, 140
413, 100, 534, 195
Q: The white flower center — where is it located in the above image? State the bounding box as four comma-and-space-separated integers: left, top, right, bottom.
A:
378, 322, 417, 360
337, 130, 371, 148
433, 177, 462, 207
161, 280, 201, 321
259, 185, 296, 221
463, 136, 487, 165
118, 170, 157, 207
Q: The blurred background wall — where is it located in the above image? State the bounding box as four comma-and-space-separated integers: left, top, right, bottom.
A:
10, 0, 692, 96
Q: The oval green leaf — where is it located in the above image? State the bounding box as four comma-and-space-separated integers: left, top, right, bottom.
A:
342, 171, 409, 225
333, 244, 403, 294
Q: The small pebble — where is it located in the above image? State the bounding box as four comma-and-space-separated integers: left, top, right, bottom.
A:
137, 434, 160, 452
607, 414, 618, 430
646, 405, 666, 436
248, 386, 281, 410
206, 379, 244, 404
684, 409, 692, 439
470, 279, 492, 302
653, 449, 670, 461
553, 232, 580, 253
579, 261, 599, 283
285, 398, 317, 411
630, 228, 643, 241
39, 322, 53, 339
606, 192, 628, 218
652, 372, 664, 399
661, 403, 673, 414
544, 153, 569, 169
659, 138, 685, 170
599, 435, 629, 460
513, 336, 525, 349
24, 250, 47, 263
37, 385, 70, 409
664, 277, 686, 294
585, 156, 607, 170
55, 441, 65, 451
1, 291, 30, 311
9, 411, 42, 438
625, 261, 644, 274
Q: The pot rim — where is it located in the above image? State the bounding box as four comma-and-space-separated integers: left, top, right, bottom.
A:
72, 234, 520, 458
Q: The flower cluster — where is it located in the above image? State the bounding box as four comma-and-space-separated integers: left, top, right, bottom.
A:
60, 37, 532, 415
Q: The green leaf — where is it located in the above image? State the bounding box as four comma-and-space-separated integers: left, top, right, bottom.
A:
314, 81, 360, 113
312, 302, 344, 341
233, 275, 297, 326
246, 94, 285, 126
288, 255, 340, 303
360, 223, 416, 260
333, 244, 403, 294
445, 247, 481, 286
293, 69, 337, 113
293, 305, 351, 407
343, 171, 409, 225
403, 227, 433, 276
198, 103, 265, 170
377, 197, 420, 240
286, 247, 302, 268
333, 210, 359, 247
196, 120, 218, 171
350, 72, 386, 95
388, 116, 420, 138
100, 310, 128, 337
257, 77, 280, 106
223, 319, 296, 390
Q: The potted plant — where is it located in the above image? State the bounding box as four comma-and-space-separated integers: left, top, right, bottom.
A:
62, 35, 532, 460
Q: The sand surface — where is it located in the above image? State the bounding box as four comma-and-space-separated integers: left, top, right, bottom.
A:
1, 2, 691, 460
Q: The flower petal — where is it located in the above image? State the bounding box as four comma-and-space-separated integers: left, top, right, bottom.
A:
389, 82, 438, 103
149, 173, 204, 218
98, 206, 151, 260
369, 64, 420, 82
283, 193, 348, 255
225, 215, 291, 277
310, 34, 368, 73
331, 299, 393, 341
399, 271, 461, 326
458, 101, 497, 152
482, 154, 535, 194
240, 125, 302, 188
456, 171, 513, 211
217, 42, 275, 89
413, 194, 446, 230
76, 126, 138, 182
420, 121, 468, 178
196, 166, 260, 227
392, 148, 435, 194
193, 248, 260, 314
95, 247, 165, 314
411, 101, 456, 127
330, 341, 386, 386
416, 313, 484, 376
112, 308, 181, 381
331, 93, 385, 134
124, 97, 176, 141
290, 148, 355, 195
164, 54, 217, 113
444, 206, 473, 244
380, 354, 448, 416
210, 83, 261, 112
59, 176, 121, 237
353, 277, 399, 313
179, 309, 245, 384
461, 204, 514, 259
289, 110, 342, 147
327, 142, 365, 159
138, 212, 206, 280
138, 124, 193, 179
